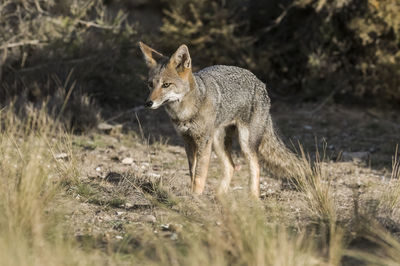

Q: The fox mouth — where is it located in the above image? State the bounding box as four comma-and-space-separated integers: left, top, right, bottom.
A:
162, 97, 180, 105
149, 96, 181, 109
149, 99, 173, 109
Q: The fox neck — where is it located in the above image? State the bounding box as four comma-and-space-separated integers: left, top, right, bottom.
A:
165, 72, 201, 122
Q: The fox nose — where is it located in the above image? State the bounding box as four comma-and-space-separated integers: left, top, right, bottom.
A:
145, 101, 153, 108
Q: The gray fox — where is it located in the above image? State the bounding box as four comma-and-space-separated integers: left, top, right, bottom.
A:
139, 42, 302, 197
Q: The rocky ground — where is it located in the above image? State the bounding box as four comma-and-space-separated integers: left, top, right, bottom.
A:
53, 102, 400, 262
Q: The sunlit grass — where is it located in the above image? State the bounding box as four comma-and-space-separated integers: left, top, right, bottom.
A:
1, 106, 400, 266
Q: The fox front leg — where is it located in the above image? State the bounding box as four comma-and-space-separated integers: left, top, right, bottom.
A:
192, 138, 213, 195
182, 135, 197, 190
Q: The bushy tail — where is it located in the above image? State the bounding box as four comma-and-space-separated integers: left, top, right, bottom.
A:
258, 120, 306, 179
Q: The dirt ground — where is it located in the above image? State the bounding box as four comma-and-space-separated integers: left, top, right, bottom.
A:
59, 102, 400, 262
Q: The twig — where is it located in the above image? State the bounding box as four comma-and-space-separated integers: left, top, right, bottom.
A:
105, 106, 145, 122
309, 87, 339, 115
78, 20, 115, 30
34, 0, 44, 13
261, 3, 296, 34
0, 40, 41, 50
16, 56, 97, 73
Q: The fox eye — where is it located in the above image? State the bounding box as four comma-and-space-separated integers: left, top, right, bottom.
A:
147, 81, 153, 88
161, 83, 171, 88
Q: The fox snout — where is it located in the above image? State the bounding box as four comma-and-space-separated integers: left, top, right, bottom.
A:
145, 87, 164, 109
145, 86, 184, 109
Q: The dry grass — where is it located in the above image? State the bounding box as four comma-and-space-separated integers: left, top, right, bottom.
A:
295, 145, 337, 224
0, 108, 103, 266
345, 220, 400, 266
379, 145, 400, 214
0, 105, 400, 265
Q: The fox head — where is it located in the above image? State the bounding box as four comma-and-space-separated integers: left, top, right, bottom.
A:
138, 42, 193, 109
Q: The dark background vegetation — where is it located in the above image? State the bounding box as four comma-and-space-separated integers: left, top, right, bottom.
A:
0, 0, 399, 131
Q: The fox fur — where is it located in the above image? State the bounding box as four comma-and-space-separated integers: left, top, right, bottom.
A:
139, 42, 303, 197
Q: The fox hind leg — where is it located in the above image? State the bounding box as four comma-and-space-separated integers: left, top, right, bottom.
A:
214, 125, 236, 194
237, 125, 260, 198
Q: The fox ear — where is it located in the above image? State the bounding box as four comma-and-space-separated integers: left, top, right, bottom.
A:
138, 42, 165, 68
170, 44, 191, 71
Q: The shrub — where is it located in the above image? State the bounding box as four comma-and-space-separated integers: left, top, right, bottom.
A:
159, 0, 400, 104
0, 0, 142, 130
160, 0, 255, 69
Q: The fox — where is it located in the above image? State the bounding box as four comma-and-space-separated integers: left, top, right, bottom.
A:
138, 42, 304, 197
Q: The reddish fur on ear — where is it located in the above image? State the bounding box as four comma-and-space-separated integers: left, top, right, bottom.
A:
138, 42, 165, 68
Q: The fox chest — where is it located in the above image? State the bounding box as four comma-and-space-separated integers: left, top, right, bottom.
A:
174, 120, 198, 135
172, 118, 207, 140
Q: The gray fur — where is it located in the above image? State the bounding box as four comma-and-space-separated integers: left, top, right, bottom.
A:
140, 43, 303, 197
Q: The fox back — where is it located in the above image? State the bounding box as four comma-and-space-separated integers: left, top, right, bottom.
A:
193, 65, 270, 127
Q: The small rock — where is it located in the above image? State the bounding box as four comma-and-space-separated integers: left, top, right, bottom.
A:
266, 188, 275, 194
120, 146, 128, 152
233, 186, 243, 191
97, 123, 114, 134
55, 153, 69, 160
159, 223, 183, 232
116, 211, 124, 216
124, 202, 133, 209
161, 224, 170, 231
140, 214, 156, 223
115, 235, 123, 240
304, 125, 313, 130
95, 167, 101, 172
342, 151, 370, 162
122, 157, 134, 165
148, 173, 161, 178
170, 233, 178, 241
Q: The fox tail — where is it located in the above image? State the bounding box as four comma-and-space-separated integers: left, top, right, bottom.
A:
258, 117, 306, 180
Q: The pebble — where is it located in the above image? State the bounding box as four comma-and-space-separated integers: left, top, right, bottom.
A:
97, 123, 117, 134
140, 214, 156, 223
170, 233, 178, 241
161, 224, 170, 231
122, 157, 134, 165
148, 173, 161, 178
342, 151, 370, 162
124, 202, 133, 209
55, 153, 68, 160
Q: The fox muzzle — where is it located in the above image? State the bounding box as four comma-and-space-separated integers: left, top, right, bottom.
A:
145, 101, 153, 108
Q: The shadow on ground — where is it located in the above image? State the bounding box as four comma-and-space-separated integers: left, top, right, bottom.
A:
114, 101, 400, 170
